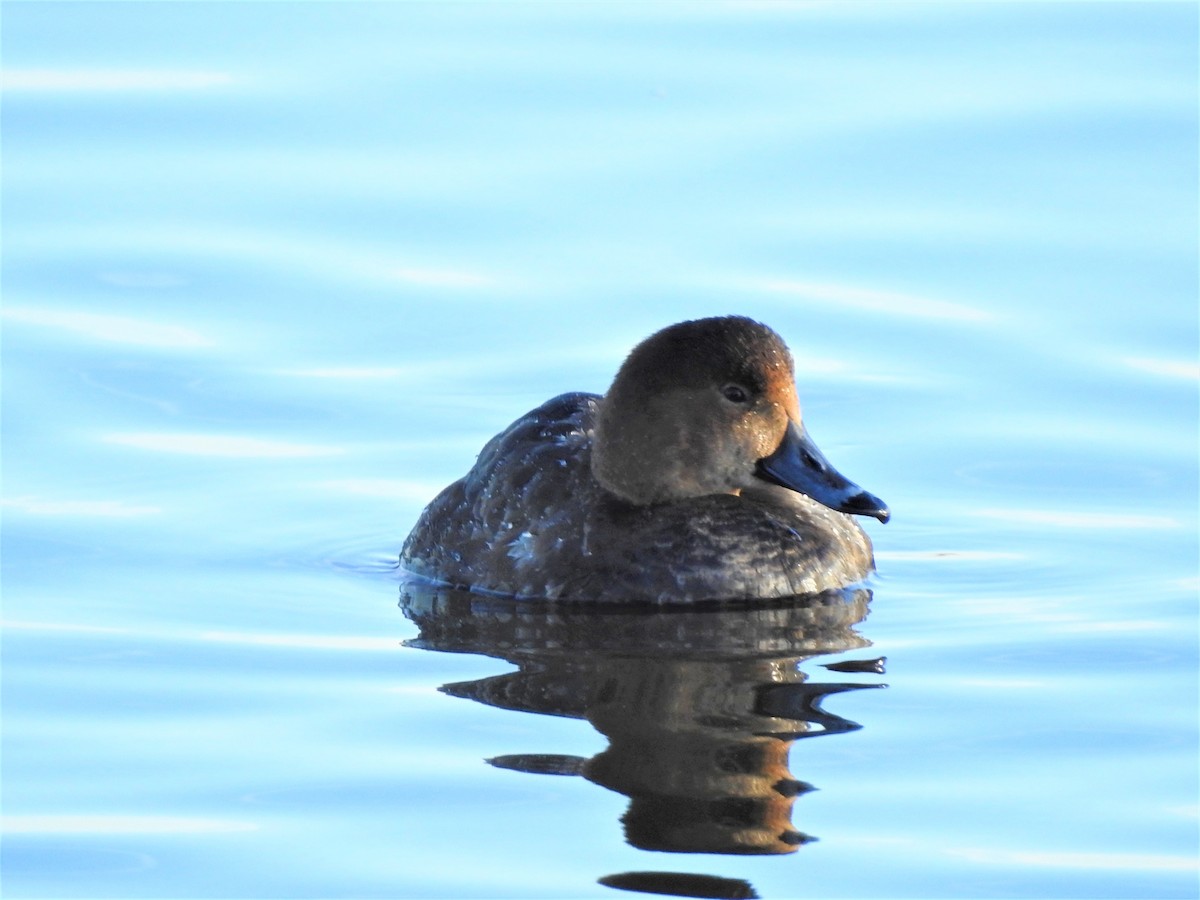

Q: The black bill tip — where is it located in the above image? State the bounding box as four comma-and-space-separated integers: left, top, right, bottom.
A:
842, 490, 890, 524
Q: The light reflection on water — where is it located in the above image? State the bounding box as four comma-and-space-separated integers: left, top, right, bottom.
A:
3, 1, 1197, 898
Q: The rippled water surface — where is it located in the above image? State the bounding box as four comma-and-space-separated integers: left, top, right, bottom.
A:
3, 3, 1197, 898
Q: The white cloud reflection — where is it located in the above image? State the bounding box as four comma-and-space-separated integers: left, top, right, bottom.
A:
948, 846, 1198, 873
975, 508, 1182, 530
0, 497, 160, 517
318, 479, 441, 501
2, 815, 257, 835
98, 272, 188, 289
14, 226, 497, 294
2, 69, 234, 92
389, 267, 492, 288
874, 550, 1025, 562
750, 278, 993, 323
103, 433, 342, 458
196, 630, 398, 651
1123, 357, 1200, 380
283, 366, 414, 379
1, 621, 396, 652
2, 307, 213, 349
847, 835, 1198, 873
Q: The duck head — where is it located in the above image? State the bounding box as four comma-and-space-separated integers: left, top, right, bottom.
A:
591, 316, 889, 522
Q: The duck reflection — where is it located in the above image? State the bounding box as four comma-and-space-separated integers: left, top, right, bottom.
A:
399, 582, 884, 858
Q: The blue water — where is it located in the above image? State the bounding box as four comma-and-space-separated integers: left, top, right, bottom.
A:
3, 3, 1197, 898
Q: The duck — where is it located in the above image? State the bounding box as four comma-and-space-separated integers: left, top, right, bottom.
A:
400, 316, 888, 603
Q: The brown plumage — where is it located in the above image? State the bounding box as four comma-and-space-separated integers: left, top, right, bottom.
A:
400, 316, 887, 603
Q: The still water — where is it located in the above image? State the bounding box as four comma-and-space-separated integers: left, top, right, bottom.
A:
3, 3, 1197, 898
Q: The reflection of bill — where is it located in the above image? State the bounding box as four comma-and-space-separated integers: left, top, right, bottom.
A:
400, 582, 886, 857
600, 870, 760, 900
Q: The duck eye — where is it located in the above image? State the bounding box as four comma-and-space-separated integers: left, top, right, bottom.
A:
721, 384, 750, 404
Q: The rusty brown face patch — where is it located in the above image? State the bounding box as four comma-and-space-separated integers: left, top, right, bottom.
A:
763, 360, 801, 423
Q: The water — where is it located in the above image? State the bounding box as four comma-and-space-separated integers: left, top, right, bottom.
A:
3, 3, 1197, 898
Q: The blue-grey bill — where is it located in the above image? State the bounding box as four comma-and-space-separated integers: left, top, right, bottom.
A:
756, 420, 890, 523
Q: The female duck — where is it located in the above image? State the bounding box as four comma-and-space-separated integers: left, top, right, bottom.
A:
400, 316, 888, 603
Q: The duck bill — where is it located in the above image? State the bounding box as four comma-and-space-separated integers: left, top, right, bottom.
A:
756, 420, 890, 523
